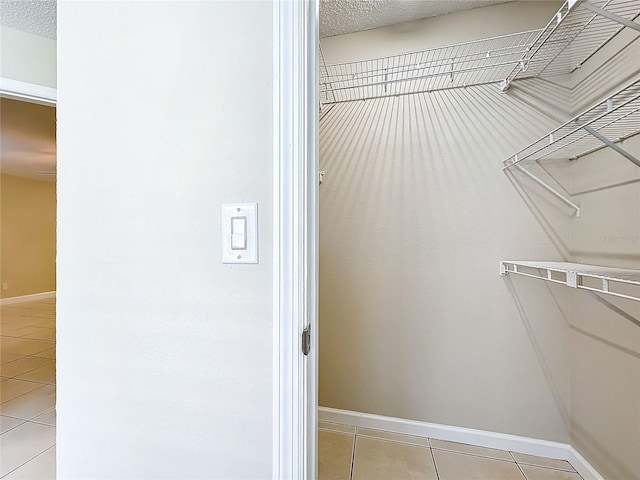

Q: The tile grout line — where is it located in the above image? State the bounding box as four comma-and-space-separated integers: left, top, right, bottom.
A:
0, 443, 56, 479
517, 461, 579, 474
0, 416, 27, 436
510, 451, 528, 480
430, 447, 441, 480
355, 433, 430, 448
0, 381, 54, 407
349, 431, 357, 480
430, 446, 516, 464
2, 406, 56, 424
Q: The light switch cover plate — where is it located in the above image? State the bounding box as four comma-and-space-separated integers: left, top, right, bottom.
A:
222, 203, 258, 264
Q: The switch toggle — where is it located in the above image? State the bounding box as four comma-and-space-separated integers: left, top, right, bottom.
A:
222, 203, 258, 264
231, 216, 247, 250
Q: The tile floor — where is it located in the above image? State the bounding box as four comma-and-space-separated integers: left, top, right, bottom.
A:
0, 298, 586, 480
318, 421, 583, 480
1, 298, 56, 479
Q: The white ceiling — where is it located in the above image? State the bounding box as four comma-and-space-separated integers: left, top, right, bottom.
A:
0, 0, 513, 42
320, 0, 513, 37
0, 0, 56, 39
0, 98, 56, 181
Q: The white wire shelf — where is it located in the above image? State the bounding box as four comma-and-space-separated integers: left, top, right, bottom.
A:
319, 30, 543, 103
319, 0, 640, 103
504, 78, 640, 168
500, 260, 640, 302
502, 78, 640, 217
503, 0, 640, 88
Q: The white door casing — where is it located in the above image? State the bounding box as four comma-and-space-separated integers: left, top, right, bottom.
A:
273, 1, 319, 479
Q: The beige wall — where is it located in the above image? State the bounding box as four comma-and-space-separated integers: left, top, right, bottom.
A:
319, 2, 640, 477
0, 174, 56, 298
319, 1, 572, 443
566, 31, 640, 480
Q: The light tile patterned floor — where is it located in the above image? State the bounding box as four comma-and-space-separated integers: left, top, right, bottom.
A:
1, 299, 56, 479
319, 421, 583, 480
0, 299, 586, 480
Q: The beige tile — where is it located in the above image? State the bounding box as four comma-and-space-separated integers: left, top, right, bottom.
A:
357, 427, 430, 447
1, 415, 25, 434
0, 338, 53, 356
31, 408, 56, 427
16, 363, 55, 385
318, 430, 354, 480
1, 357, 54, 379
0, 385, 56, 420
431, 439, 513, 461
512, 453, 576, 472
319, 421, 356, 434
1, 353, 25, 365
1, 326, 43, 337
0, 379, 42, 404
433, 449, 526, 480
352, 436, 437, 480
0, 421, 56, 476
3, 445, 56, 480
21, 329, 55, 342
519, 464, 582, 480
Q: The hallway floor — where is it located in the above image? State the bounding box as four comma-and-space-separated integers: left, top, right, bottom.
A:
318, 421, 583, 480
1, 298, 56, 479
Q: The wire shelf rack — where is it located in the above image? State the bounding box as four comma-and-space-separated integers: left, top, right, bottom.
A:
319, 30, 542, 103
504, 78, 640, 167
504, 0, 640, 86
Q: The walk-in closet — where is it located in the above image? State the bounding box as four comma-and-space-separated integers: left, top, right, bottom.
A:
316, 1, 640, 479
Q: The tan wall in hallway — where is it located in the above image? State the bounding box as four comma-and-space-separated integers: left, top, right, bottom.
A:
0, 174, 56, 298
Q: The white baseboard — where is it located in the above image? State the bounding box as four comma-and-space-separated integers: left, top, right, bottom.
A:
318, 407, 604, 480
0, 291, 56, 306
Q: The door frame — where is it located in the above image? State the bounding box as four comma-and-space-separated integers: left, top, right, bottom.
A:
272, 0, 319, 479
0, 78, 57, 106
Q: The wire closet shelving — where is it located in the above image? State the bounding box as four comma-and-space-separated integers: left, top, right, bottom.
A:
500, 261, 640, 302
319, 0, 640, 104
320, 29, 542, 103
498, 1, 640, 302
502, 78, 640, 217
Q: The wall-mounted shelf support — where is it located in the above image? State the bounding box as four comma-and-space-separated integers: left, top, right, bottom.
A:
500, 261, 640, 302
576, 122, 640, 168
513, 165, 581, 217
580, 1, 640, 32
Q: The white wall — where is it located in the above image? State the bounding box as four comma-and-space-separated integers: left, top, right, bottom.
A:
0, 26, 56, 87
56, 2, 273, 478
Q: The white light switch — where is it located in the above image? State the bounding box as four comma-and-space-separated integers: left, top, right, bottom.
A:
231, 217, 247, 250
222, 203, 257, 263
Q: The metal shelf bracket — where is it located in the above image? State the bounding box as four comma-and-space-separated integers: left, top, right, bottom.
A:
580, 1, 640, 32
511, 165, 581, 217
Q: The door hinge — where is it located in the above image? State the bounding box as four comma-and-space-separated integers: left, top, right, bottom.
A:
302, 325, 311, 356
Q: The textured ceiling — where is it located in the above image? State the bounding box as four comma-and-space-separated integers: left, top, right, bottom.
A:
0, 98, 56, 180
0, 0, 56, 39
320, 0, 513, 37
